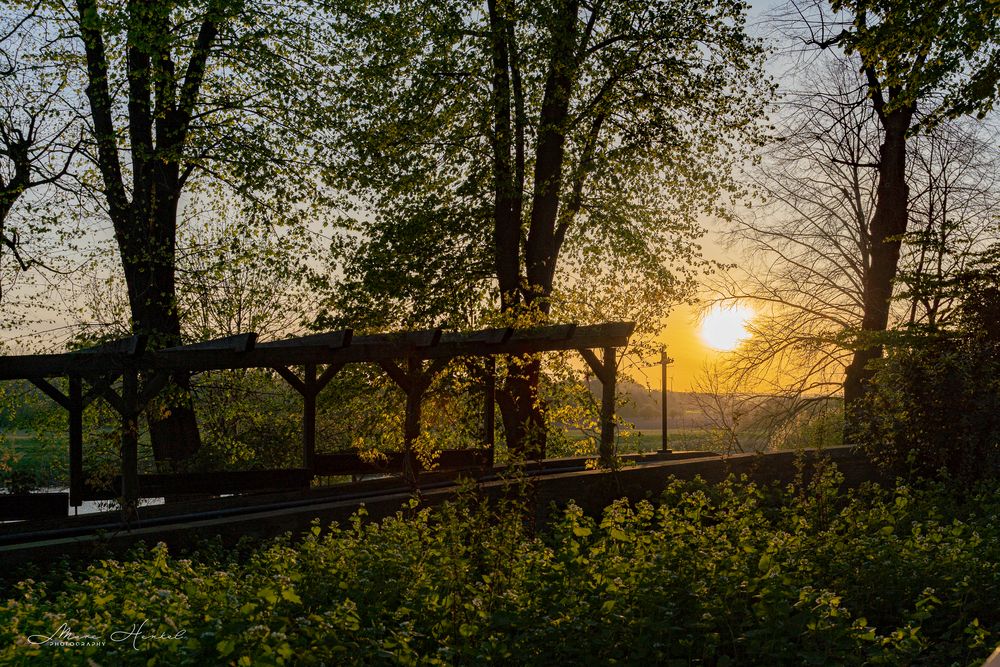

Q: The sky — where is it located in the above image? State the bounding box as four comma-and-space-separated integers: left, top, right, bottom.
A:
647, 0, 801, 392
646, 244, 747, 393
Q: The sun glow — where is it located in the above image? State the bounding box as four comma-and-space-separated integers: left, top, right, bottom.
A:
699, 304, 754, 351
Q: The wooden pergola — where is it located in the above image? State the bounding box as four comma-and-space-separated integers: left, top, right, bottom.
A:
0, 321, 634, 515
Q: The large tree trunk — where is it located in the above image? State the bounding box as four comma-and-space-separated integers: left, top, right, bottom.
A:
130, 190, 201, 468
76, 0, 217, 469
487, 0, 522, 313
844, 106, 913, 422
497, 359, 546, 460
494, 0, 580, 459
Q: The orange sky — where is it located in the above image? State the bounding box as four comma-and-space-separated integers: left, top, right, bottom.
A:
654, 302, 717, 392
637, 233, 752, 393
626, 302, 745, 393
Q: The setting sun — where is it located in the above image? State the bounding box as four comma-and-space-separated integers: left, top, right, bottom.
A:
699, 304, 754, 351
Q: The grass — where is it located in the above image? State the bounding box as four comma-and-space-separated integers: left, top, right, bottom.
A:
2, 432, 66, 467
625, 428, 715, 453
1, 431, 68, 489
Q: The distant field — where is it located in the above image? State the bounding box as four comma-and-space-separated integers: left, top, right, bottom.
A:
562, 426, 778, 456
626, 428, 714, 453
561, 427, 720, 455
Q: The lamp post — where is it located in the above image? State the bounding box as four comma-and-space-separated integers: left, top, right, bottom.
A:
660, 345, 674, 453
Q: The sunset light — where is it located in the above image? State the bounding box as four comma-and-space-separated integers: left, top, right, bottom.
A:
2, 0, 998, 661
699, 304, 754, 351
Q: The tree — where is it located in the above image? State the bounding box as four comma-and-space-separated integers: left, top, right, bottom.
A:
320, 0, 770, 455
857, 242, 1000, 481
713, 54, 999, 439
0, 8, 80, 320
797, 0, 1000, 411
714, 58, 877, 404
897, 121, 1000, 329
37, 0, 336, 462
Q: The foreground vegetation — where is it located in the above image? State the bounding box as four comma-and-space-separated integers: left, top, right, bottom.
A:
2, 466, 998, 666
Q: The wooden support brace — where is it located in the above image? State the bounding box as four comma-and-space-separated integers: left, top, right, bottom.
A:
424, 358, 450, 385
578, 348, 613, 384
28, 378, 71, 410
82, 373, 123, 410
272, 366, 308, 395
269, 362, 346, 474
314, 361, 346, 395
90, 382, 126, 416
378, 359, 412, 392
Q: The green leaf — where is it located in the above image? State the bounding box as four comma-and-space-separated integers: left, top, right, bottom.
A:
217, 639, 236, 657
758, 554, 773, 572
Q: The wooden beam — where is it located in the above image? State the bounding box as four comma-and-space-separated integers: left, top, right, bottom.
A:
256, 329, 352, 350
159, 332, 257, 353
80, 335, 147, 356
356, 328, 441, 349
439, 327, 513, 345
0, 323, 636, 379
313, 449, 489, 476
0, 493, 67, 520
421, 322, 632, 360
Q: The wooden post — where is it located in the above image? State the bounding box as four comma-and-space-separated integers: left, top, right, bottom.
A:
403, 356, 423, 485
484, 356, 496, 466
599, 346, 617, 465
69, 376, 83, 508
303, 363, 317, 473
120, 365, 140, 520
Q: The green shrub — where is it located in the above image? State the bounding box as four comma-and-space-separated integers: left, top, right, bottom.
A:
2, 471, 999, 665
857, 336, 1000, 481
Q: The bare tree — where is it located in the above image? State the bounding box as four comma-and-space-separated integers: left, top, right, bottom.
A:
785, 0, 1000, 412
0, 10, 79, 314
899, 122, 1000, 328
714, 54, 1000, 439
714, 58, 875, 403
